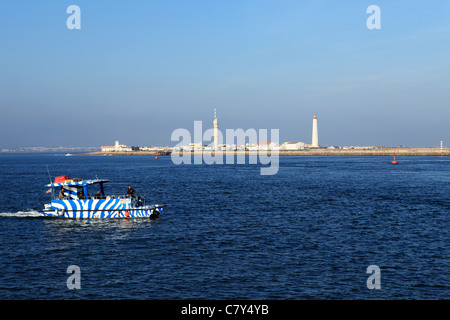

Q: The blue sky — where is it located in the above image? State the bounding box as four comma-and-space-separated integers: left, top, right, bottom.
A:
0, 0, 449, 148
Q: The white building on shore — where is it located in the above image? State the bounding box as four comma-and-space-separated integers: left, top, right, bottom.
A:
247, 142, 280, 151
281, 142, 305, 150
101, 141, 132, 152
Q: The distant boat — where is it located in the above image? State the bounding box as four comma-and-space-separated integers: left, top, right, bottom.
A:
65, 153, 72, 156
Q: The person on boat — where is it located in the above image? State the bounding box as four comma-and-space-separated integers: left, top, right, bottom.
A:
59, 187, 65, 200
136, 196, 143, 207
94, 191, 102, 199
127, 185, 136, 198
77, 190, 85, 200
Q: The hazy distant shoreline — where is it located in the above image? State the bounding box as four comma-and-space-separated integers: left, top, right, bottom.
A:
82, 148, 450, 157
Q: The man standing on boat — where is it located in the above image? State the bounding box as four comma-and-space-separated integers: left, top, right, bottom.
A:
127, 185, 136, 198
59, 187, 65, 200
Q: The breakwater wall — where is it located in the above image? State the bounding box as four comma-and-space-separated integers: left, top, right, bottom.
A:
84, 148, 450, 156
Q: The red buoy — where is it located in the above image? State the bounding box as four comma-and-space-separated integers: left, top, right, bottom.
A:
155, 152, 159, 160
391, 152, 398, 164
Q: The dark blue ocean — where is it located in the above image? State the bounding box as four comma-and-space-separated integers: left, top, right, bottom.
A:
0, 154, 448, 300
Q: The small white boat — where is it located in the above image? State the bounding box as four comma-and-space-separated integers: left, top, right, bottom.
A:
42, 175, 165, 219
65, 153, 72, 156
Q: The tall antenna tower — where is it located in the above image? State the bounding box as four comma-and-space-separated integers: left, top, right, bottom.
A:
213, 108, 219, 150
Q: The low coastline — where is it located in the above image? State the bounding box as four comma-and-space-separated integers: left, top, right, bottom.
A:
82, 148, 450, 156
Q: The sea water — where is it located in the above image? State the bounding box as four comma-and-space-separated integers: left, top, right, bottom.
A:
0, 154, 448, 299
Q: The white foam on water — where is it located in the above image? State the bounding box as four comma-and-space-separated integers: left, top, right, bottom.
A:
0, 210, 43, 218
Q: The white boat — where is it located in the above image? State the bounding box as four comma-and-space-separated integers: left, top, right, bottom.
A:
41, 175, 165, 219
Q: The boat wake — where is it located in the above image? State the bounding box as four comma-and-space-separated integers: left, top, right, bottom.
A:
0, 210, 42, 218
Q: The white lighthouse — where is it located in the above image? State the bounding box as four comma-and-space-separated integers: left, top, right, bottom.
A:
213, 108, 219, 150
312, 114, 319, 148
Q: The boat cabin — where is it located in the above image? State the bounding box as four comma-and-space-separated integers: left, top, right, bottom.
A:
46, 176, 110, 200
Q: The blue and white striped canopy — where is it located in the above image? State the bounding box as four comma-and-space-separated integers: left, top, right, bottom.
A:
45, 179, 110, 188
